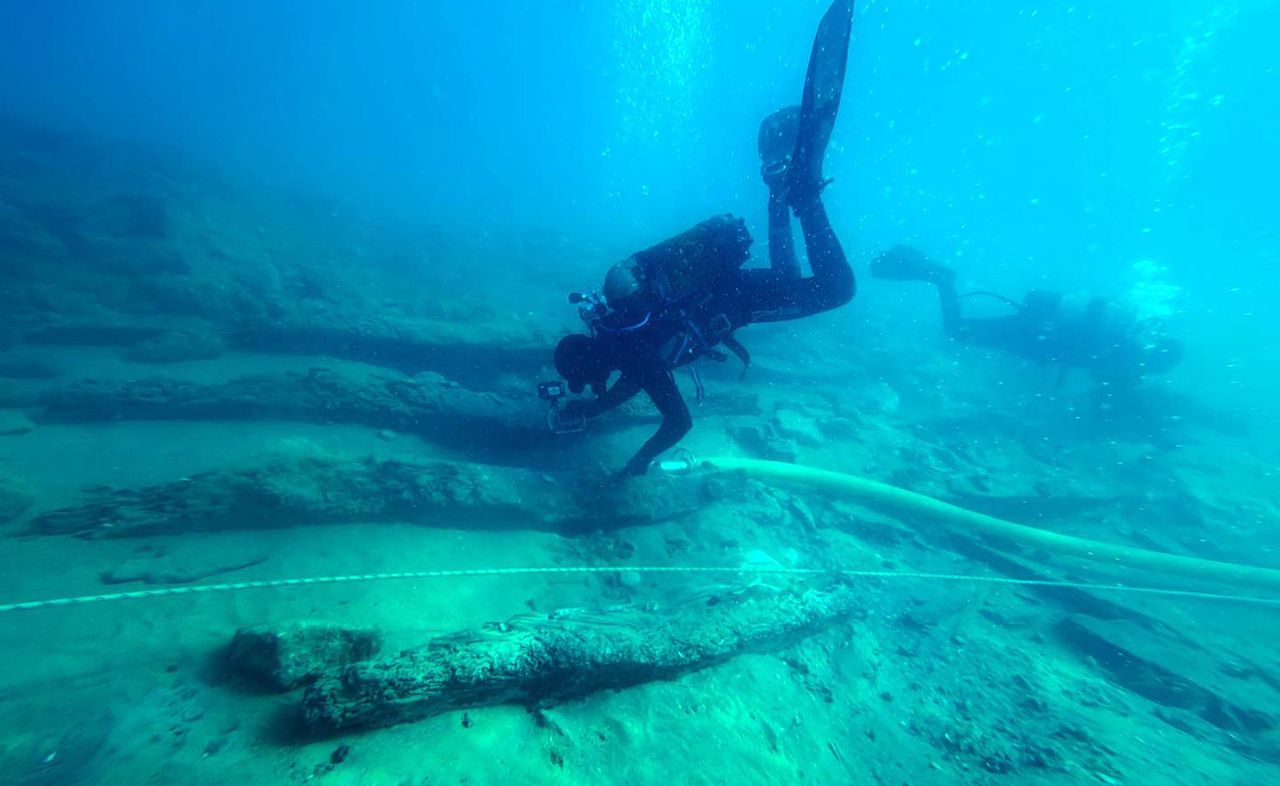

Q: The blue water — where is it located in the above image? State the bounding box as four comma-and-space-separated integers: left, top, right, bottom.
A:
5, 1, 1275, 397
0, 1, 1277, 784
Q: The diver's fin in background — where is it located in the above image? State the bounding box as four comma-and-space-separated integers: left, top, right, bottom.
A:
789, 0, 854, 201
870, 245, 957, 286
870, 245, 939, 282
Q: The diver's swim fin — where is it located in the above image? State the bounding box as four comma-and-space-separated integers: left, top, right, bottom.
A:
788, 0, 854, 204
870, 246, 954, 285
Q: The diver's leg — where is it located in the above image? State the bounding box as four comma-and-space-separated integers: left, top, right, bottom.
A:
794, 196, 853, 301
759, 108, 803, 279
767, 190, 801, 279
936, 282, 1033, 348
936, 279, 964, 336
868, 246, 963, 333
744, 195, 854, 323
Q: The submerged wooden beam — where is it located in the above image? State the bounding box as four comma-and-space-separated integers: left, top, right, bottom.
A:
28, 455, 704, 538
37, 367, 550, 460
227, 315, 550, 386
301, 582, 860, 732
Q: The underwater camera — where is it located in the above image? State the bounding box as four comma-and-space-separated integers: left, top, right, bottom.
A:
537, 380, 566, 402
538, 380, 585, 434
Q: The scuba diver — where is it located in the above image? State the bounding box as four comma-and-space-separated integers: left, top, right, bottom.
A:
547, 0, 856, 478
870, 245, 1184, 388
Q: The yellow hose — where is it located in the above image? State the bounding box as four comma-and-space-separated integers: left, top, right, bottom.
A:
700, 456, 1280, 593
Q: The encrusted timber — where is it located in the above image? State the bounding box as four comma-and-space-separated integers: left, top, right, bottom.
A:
302, 582, 859, 731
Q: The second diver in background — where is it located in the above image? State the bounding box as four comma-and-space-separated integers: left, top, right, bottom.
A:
870, 245, 1183, 393
549, 0, 858, 478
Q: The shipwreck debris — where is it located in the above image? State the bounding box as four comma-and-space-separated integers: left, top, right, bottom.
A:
301, 581, 861, 731
229, 621, 384, 692
29, 455, 702, 537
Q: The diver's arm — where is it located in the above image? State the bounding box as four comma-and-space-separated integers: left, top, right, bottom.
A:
570, 372, 643, 419
620, 369, 692, 476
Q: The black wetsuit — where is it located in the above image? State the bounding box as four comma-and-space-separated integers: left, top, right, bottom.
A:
571, 193, 854, 475
562, 0, 855, 475
936, 284, 1074, 361
933, 277, 1168, 388
870, 242, 1181, 394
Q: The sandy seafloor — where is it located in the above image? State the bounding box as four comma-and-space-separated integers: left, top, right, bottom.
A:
1, 130, 1279, 785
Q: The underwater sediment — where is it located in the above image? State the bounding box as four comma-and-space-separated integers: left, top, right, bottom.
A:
1, 38, 1279, 782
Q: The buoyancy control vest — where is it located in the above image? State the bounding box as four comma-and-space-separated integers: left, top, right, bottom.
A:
593, 215, 754, 394
602, 215, 751, 312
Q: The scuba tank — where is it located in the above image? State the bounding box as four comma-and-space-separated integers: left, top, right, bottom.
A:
602, 214, 753, 316
565, 215, 755, 402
